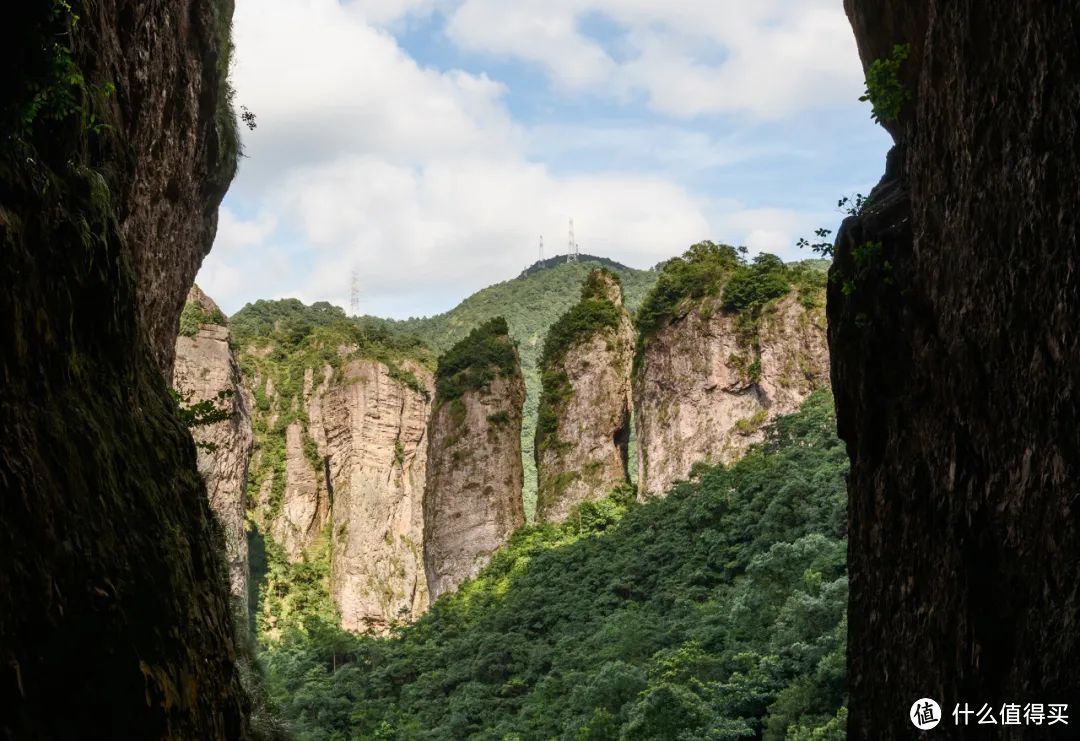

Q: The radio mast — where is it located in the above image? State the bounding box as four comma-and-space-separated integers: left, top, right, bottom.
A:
539, 235, 544, 262
567, 218, 578, 263
350, 269, 360, 316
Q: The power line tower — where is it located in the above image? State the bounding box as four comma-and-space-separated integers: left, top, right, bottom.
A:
539, 235, 544, 262
350, 269, 360, 316
567, 218, 578, 262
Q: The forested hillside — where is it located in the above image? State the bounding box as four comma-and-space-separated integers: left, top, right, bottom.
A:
258, 391, 847, 740
363, 257, 658, 516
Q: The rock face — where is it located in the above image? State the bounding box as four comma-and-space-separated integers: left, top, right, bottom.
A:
535, 269, 633, 523
0, 2, 249, 738
321, 360, 431, 632
243, 337, 433, 632
424, 318, 526, 599
635, 291, 829, 498
173, 285, 253, 608
835, 3, 1080, 735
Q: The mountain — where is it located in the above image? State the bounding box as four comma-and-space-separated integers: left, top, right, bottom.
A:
359, 255, 659, 518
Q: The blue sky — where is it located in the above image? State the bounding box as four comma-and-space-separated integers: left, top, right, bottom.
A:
198, 0, 892, 318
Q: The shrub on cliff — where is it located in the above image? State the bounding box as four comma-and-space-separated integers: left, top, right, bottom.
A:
434, 316, 519, 403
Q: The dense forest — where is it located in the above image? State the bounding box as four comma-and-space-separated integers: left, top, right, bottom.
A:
255, 392, 847, 740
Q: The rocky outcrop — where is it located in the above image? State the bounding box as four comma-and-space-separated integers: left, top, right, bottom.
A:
321, 360, 431, 632
241, 327, 433, 632
835, 3, 1080, 735
424, 318, 526, 599
535, 269, 633, 523
635, 290, 829, 498
0, 2, 249, 738
173, 285, 252, 609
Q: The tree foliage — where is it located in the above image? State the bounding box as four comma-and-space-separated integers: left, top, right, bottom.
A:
258, 392, 848, 740
434, 317, 520, 404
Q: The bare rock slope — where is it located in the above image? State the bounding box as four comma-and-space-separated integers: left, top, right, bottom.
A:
424, 318, 526, 599
535, 269, 633, 523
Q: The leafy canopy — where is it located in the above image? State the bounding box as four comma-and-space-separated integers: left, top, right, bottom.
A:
434, 317, 520, 403
258, 392, 848, 740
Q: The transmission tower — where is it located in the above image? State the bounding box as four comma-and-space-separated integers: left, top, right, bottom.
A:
567, 218, 578, 263
539, 235, 544, 262
350, 269, 360, 316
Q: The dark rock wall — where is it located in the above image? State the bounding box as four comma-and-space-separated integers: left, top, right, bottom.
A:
0, 2, 248, 738
835, 2, 1080, 736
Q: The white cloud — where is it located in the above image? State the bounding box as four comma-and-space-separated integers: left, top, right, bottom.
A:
198, 0, 865, 317
446, 0, 862, 119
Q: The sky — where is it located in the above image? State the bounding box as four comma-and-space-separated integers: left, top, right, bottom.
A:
197, 0, 893, 319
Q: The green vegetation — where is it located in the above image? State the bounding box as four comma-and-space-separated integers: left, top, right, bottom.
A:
170, 388, 232, 452
634, 244, 826, 378
536, 270, 626, 461
362, 257, 657, 518
178, 299, 227, 337
635, 241, 742, 348
434, 317, 519, 404
541, 269, 624, 370
859, 43, 912, 124
258, 392, 846, 739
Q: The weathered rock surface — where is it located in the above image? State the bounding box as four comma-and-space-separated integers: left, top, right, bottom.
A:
0, 2, 249, 737
836, 3, 1080, 735
635, 292, 829, 498
424, 320, 526, 599
173, 285, 252, 609
245, 348, 432, 632
322, 360, 431, 632
535, 270, 633, 523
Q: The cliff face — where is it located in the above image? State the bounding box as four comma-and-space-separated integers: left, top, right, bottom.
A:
0, 2, 248, 738
424, 319, 526, 599
835, 3, 1080, 735
240, 322, 434, 632
635, 291, 829, 498
173, 285, 253, 608
535, 270, 633, 523
320, 360, 431, 632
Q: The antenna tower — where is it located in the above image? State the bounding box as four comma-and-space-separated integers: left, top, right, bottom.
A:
567, 218, 578, 262
350, 269, 360, 316
539, 235, 544, 262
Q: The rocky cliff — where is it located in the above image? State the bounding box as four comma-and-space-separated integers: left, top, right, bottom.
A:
0, 2, 249, 738
173, 285, 252, 609
321, 359, 431, 632
535, 269, 633, 523
634, 246, 829, 498
424, 317, 526, 599
835, 3, 1080, 735
234, 304, 434, 632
